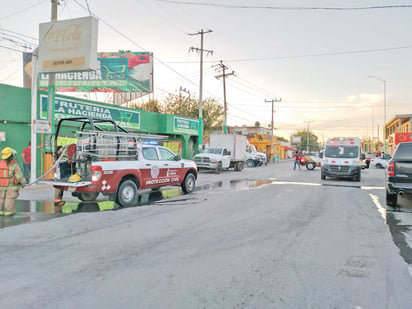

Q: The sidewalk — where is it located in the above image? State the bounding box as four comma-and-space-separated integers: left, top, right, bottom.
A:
18, 183, 69, 201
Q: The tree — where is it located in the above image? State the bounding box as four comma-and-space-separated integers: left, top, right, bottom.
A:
131, 99, 163, 113
291, 130, 319, 151
163, 94, 223, 139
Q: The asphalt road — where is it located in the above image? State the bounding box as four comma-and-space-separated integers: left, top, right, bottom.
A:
1, 161, 411, 308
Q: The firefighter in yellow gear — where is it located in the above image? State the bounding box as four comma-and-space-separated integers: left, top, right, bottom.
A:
0, 147, 26, 216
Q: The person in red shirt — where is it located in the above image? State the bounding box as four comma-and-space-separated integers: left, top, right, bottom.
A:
21, 142, 31, 183
293, 150, 301, 170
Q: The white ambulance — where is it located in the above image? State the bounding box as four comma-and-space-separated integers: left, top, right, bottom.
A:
320, 137, 365, 181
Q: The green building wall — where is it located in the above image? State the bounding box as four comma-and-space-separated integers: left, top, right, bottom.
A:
0, 84, 32, 162
0, 83, 198, 178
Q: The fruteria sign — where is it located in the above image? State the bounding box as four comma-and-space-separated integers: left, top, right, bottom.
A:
38, 16, 99, 73
40, 94, 140, 130
173, 116, 199, 135
38, 51, 153, 93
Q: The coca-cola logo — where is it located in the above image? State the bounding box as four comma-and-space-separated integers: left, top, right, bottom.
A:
44, 23, 84, 44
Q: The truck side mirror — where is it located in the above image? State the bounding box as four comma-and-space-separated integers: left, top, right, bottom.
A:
361, 153, 365, 160
319, 152, 323, 158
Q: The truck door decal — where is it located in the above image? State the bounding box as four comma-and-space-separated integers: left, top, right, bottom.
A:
150, 165, 160, 178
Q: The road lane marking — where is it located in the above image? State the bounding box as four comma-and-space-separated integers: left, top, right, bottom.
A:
369, 193, 386, 222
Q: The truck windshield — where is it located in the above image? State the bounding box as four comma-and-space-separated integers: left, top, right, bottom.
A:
202, 148, 223, 154
325, 145, 359, 158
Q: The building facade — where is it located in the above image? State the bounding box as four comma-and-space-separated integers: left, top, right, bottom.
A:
0, 84, 199, 179
385, 114, 412, 154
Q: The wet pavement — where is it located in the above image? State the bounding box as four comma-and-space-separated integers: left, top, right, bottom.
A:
2, 180, 274, 229
2, 177, 412, 272
3, 179, 409, 229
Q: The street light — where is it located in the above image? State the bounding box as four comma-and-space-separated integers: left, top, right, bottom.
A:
368, 75, 387, 153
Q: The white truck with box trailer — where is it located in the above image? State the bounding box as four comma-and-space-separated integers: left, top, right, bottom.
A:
320, 137, 365, 181
193, 133, 247, 173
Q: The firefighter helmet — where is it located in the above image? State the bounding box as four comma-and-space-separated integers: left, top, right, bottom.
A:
1, 147, 14, 159
68, 173, 82, 183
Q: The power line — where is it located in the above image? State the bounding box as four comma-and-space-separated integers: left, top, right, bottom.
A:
0, 28, 38, 41
225, 45, 412, 63
157, 44, 412, 64
0, 0, 49, 21
71, 0, 204, 92
0, 44, 27, 53
157, 1, 412, 11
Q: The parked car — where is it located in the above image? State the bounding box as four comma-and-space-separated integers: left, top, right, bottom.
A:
370, 155, 391, 169
385, 142, 412, 207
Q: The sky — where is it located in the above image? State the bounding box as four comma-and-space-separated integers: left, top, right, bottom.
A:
1, 0, 412, 142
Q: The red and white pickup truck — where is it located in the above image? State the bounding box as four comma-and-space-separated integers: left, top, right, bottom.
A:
40, 117, 198, 207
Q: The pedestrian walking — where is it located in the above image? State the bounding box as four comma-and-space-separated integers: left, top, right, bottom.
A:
293, 150, 301, 170
22, 141, 31, 183
0, 147, 26, 216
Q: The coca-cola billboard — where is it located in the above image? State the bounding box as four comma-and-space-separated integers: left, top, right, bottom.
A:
38, 16, 98, 73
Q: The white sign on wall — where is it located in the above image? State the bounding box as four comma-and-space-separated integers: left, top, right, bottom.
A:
33, 119, 51, 133
38, 16, 99, 73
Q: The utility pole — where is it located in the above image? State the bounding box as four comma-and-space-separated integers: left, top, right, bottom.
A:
189, 29, 213, 151
179, 86, 190, 110
265, 98, 281, 162
48, 0, 58, 134
304, 120, 314, 152
215, 60, 235, 134
30, 48, 39, 184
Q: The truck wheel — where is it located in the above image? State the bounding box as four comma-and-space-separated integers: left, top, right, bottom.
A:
117, 179, 138, 207
238, 161, 244, 171
215, 162, 223, 174
375, 163, 383, 169
354, 174, 361, 182
233, 162, 239, 171
181, 172, 196, 193
386, 190, 398, 207
306, 161, 315, 170
246, 159, 255, 168
321, 173, 326, 180
78, 192, 99, 202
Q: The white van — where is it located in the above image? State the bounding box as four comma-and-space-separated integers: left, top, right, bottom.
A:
320, 137, 365, 181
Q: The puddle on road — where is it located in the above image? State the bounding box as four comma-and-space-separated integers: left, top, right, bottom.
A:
0, 189, 176, 229
1, 179, 276, 228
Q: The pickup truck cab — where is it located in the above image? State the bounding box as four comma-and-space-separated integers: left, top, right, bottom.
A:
386, 142, 412, 207
40, 117, 198, 207
193, 147, 232, 172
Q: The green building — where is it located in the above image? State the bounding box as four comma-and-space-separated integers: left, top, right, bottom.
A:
0, 83, 199, 179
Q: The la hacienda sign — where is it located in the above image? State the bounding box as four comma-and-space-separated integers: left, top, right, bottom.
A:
40, 95, 140, 129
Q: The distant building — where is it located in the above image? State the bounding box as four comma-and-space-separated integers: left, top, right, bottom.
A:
211, 121, 271, 136
385, 114, 412, 154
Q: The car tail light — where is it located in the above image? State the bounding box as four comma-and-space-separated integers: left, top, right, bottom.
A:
387, 162, 395, 176
91, 165, 102, 182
